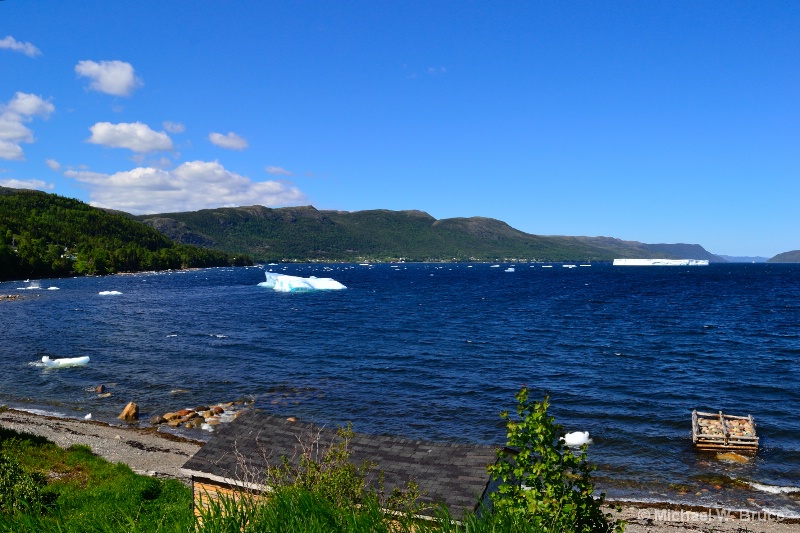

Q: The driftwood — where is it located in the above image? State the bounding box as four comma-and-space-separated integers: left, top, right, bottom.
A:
692, 410, 758, 452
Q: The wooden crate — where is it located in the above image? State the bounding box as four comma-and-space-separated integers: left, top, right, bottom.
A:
692, 410, 758, 452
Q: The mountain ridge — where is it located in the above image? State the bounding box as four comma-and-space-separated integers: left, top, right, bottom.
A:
134, 204, 727, 263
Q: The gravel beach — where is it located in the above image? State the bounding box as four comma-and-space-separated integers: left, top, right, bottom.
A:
0, 408, 201, 481
1, 408, 798, 532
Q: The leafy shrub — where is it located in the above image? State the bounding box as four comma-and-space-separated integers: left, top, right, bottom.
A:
0, 452, 47, 515
264, 423, 422, 514
487, 388, 624, 533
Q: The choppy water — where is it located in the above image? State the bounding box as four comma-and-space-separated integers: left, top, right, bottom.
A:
1, 263, 799, 515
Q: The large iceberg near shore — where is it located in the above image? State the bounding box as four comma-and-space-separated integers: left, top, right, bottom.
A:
259, 272, 346, 292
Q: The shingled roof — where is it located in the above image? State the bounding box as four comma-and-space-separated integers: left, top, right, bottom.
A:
181, 410, 499, 519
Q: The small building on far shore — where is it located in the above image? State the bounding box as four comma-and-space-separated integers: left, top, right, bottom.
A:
181, 410, 499, 520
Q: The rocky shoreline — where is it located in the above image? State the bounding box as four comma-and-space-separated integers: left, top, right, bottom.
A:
1, 408, 799, 532
0, 408, 201, 481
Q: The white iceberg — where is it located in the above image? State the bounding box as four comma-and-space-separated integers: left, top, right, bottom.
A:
99, 290, 123, 296
259, 272, 346, 292
41, 355, 90, 368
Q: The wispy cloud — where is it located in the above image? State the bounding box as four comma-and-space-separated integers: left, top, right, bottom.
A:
0, 92, 55, 160
0, 36, 41, 58
163, 121, 185, 134
0, 178, 53, 190
265, 166, 293, 176
87, 122, 173, 153
64, 160, 307, 214
75, 60, 142, 97
209, 131, 248, 150
45, 158, 61, 171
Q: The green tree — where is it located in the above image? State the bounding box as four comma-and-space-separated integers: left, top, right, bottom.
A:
487, 389, 623, 532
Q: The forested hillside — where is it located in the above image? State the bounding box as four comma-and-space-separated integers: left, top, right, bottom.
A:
136, 205, 721, 263
0, 187, 249, 281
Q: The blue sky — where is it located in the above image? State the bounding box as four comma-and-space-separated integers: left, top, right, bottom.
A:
1, 1, 798, 257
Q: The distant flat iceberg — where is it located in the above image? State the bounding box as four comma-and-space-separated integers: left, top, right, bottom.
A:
259, 272, 346, 292
613, 258, 709, 266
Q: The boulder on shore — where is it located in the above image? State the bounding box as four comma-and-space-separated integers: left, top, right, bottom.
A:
118, 402, 139, 422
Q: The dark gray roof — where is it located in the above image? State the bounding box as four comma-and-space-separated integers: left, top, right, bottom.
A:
182, 410, 498, 519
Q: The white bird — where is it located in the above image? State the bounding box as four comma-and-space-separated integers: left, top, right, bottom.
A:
561, 431, 592, 446
84, 413, 92, 420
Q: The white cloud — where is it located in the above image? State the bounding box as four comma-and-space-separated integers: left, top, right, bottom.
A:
45, 159, 61, 171
209, 131, 248, 150
0, 118, 32, 143
163, 121, 185, 134
87, 122, 174, 153
65, 160, 307, 214
265, 166, 293, 176
0, 178, 53, 190
0, 36, 41, 57
0, 92, 55, 160
75, 60, 142, 97
0, 140, 24, 160
7, 92, 55, 117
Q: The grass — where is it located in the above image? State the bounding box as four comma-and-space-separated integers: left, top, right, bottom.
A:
0, 427, 193, 532
0, 428, 580, 532
0, 389, 623, 532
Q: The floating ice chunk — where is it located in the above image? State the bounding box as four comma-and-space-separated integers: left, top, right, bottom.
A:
99, 290, 122, 295
47, 286, 60, 290
259, 272, 346, 292
41, 355, 90, 368
504, 267, 515, 272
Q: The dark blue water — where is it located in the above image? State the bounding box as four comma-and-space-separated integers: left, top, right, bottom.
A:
1, 263, 799, 515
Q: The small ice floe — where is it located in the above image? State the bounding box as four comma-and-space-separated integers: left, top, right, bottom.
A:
504, 267, 515, 272
98, 290, 122, 296
41, 355, 90, 368
84, 413, 92, 420
561, 431, 592, 447
490, 264, 500, 268
47, 286, 60, 290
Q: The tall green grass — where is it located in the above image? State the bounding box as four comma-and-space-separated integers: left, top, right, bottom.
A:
0, 428, 193, 532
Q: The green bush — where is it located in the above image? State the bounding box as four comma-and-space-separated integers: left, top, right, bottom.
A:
487, 389, 624, 533
0, 451, 48, 515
